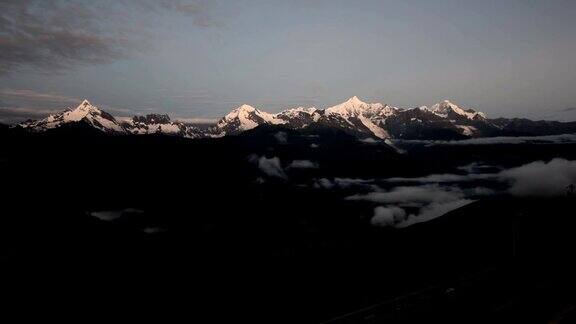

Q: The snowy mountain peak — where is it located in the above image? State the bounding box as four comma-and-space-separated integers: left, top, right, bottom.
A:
63, 99, 106, 122
215, 103, 286, 135
19, 99, 124, 133
432, 100, 458, 111
235, 104, 257, 112
69, 99, 101, 116
326, 96, 391, 119
430, 100, 486, 120
345, 96, 365, 105
79, 99, 92, 107
222, 104, 261, 121
326, 96, 375, 115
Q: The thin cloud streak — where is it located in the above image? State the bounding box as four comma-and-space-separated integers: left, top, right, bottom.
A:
0, 89, 80, 103
0, 0, 219, 74
394, 134, 576, 146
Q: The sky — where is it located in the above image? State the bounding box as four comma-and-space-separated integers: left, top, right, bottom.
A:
1, 0, 576, 123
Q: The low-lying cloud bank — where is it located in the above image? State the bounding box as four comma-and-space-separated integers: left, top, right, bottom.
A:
372, 199, 475, 228
349, 184, 479, 228
89, 208, 144, 221
386, 158, 576, 197
313, 177, 375, 190
352, 158, 576, 228
386, 173, 495, 183
396, 199, 474, 228
248, 155, 575, 227
501, 158, 576, 197
394, 134, 576, 146
347, 185, 465, 206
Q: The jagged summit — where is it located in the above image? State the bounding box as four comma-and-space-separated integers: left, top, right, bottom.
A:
344, 96, 365, 105
64, 99, 104, 121
430, 100, 486, 120
221, 104, 260, 121
325, 96, 386, 117
236, 104, 257, 111
19, 99, 123, 133
328, 96, 369, 109
132, 114, 171, 125
215, 103, 285, 134
122, 113, 201, 138
277, 106, 319, 118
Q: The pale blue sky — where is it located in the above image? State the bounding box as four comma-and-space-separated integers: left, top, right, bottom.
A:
1, 0, 575, 122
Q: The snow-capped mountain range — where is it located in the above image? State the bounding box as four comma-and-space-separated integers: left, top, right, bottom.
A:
15, 97, 576, 140
209, 96, 492, 139
19, 100, 204, 138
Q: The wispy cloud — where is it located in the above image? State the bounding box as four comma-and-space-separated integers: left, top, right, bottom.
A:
288, 160, 319, 169
248, 155, 288, 180
0, 1, 129, 74
313, 177, 376, 190
0, 89, 80, 103
154, 0, 222, 28
0, 88, 80, 122
347, 185, 465, 206
386, 173, 495, 183
313, 178, 335, 189
0, 106, 61, 122
0, 0, 219, 74
394, 134, 576, 146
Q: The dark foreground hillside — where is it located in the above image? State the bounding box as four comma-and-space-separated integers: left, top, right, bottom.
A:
2, 126, 576, 323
